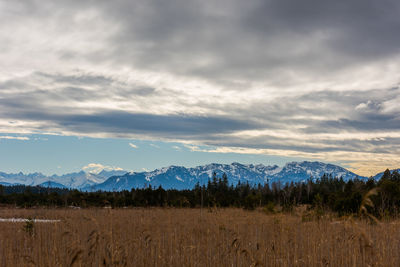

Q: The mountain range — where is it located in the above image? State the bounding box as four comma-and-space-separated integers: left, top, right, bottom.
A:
0, 169, 127, 189
0, 161, 377, 191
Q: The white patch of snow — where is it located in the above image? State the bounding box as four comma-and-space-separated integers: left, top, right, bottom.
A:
145, 166, 171, 181
266, 167, 282, 175
0, 218, 60, 223
175, 176, 184, 182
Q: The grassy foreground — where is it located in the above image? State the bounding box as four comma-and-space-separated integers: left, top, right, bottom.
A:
0, 208, 400, 266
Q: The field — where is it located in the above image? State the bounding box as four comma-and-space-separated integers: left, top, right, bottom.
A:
1, 208, 400, 266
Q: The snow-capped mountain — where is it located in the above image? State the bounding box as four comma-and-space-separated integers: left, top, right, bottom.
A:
269, 161, 359, 183
48, 170, 127, 189
373, 168, 400, 180
85, 161, 367, 191
0, 169, 127, 189
0, 172, 47, 186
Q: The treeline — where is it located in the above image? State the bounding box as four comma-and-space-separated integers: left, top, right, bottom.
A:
1, 170, 400, 217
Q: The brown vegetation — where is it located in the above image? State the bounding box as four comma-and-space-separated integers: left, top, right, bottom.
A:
0, 207, 400, 266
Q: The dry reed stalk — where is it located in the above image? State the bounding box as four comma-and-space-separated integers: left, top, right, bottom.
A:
0, 208, 400, 266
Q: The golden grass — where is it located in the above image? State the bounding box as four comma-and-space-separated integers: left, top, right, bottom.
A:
0, 207, 400, 266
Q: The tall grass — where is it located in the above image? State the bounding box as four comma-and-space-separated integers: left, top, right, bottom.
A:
0, 208, 400, 266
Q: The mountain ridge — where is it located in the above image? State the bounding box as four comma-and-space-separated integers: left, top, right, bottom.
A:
82, 161, 368, 191
0, 169, 127, 189
373, 168, 400, 180
1, 161, 391, 191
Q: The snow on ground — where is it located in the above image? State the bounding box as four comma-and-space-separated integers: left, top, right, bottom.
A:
0, 218, 60, 223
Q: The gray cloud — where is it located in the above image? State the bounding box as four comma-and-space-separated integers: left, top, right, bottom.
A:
3, 108, 260, 138
55, 112, 259, 136
5, 0, 400, 84
36, 72, 114, 87
95, 0, 400, 82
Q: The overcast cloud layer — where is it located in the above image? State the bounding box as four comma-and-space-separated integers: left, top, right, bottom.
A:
1, 0, 400, 175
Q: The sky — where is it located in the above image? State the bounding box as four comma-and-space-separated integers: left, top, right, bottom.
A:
1, 0, 400, 176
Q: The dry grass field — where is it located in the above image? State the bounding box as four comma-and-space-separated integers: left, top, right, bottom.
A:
0, 207, 400, 266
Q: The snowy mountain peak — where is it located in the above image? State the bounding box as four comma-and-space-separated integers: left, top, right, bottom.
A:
86, 161, 368, 191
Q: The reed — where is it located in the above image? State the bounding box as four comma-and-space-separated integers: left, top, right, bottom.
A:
0, 207, 399, 266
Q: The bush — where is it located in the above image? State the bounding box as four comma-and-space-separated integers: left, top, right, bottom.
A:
263, 201, 276, 214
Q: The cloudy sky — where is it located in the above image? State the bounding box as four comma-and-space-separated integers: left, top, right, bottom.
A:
1, 0, 400, 176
